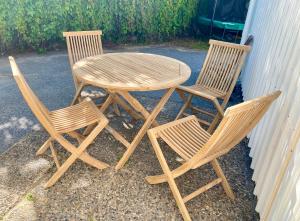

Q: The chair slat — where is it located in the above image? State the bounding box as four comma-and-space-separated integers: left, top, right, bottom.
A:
198, 42, 248, 94
63, 30, 103, 89
196, 91, 281, 160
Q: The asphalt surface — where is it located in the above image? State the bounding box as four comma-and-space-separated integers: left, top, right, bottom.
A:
0, 46, 206, 153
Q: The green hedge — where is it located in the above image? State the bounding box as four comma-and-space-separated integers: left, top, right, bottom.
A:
0, 0, 199, 53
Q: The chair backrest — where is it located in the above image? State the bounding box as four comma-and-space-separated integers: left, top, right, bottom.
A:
197, 40, 251, 97
192, 91, 281, 161
63, 30, 103, 88
9, 57, 56, 135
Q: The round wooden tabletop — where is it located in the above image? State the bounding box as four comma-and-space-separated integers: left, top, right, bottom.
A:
73, 53, 191, 91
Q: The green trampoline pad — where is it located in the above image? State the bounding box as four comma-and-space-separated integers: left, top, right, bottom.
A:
198, 16, 244, 31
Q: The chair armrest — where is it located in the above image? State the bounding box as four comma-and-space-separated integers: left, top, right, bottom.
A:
177, 85, 216, 100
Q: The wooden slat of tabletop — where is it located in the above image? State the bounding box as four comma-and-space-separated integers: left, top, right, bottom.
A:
73, 53, 191, 91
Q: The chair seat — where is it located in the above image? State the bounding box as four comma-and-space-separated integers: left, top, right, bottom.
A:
178, 85, 226, 100
157, 116, 211, 160
50, 100, 104, 133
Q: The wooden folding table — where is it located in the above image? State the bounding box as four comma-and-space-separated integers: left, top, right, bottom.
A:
73, 52, 191, 170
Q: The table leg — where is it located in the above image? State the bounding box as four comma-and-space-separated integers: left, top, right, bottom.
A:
112, 94, 144, 121
118, 92, 160, 127
115, 88, 175, 170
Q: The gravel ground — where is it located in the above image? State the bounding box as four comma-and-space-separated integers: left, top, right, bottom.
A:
1, 98, 259, 220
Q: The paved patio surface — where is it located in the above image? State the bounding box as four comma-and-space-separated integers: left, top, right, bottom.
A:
0, 46, 206, 153
0, 98, 258, 220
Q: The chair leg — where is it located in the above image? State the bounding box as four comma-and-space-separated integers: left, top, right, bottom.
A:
148, 131, 192, 221
49, 142, 60, 168
175, 94, 193, 120
71, 83, 84, 105
210, 159, 235, 199
45, 148, 83, 188
113, 103, 121, 116
146, 162, 191, 185
36, 138, 52, 155
45, 120, 109, 188
67, 131, 85, 144
167, 175, 192, 221
212, 99, 224, 117
207, 99, 224, 133
63, 137, 110, 169
208, 114, 221, 133
113, 94, 143, 121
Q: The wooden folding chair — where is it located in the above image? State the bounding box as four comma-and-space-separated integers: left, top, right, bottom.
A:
9, 56, 109, 188
63, 30, 119, 115
176, 40, 251, 132
146, 91, 281, 221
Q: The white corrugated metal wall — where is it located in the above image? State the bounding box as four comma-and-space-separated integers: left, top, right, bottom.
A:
241, 0, 300, 220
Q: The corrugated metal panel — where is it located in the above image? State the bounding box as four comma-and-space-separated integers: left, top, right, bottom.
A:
241, 0, 300, 220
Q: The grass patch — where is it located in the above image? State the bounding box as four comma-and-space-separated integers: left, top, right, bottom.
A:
104, 37, 210, 51
165, 38, 209, 50
25, 193, 35, 202
116, 152, 124, 162
87, 214, 96, 221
